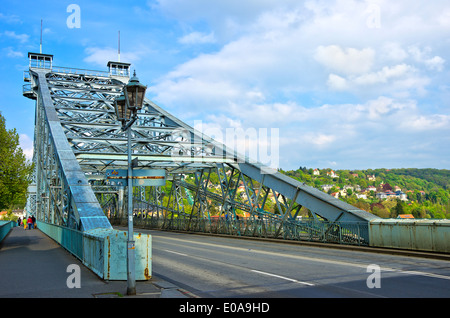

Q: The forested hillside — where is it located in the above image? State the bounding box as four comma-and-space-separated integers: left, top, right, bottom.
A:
279, 167, 450, 219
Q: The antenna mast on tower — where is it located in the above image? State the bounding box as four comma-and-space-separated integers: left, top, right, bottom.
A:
40, 19, 43, 53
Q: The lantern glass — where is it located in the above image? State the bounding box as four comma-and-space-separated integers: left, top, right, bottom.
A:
125, 71, 147, 111
115, 94, 128, 121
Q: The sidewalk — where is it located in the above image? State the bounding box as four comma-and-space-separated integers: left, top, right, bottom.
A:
0, 226, 190, 298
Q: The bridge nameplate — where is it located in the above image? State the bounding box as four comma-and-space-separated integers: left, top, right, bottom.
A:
106, 169, 166, 186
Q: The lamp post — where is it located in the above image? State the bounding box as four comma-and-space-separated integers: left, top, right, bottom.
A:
114, 71, 147, 296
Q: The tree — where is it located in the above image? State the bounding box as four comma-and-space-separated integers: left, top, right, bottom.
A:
392, 199, 405, 217
0, 112, 33, 210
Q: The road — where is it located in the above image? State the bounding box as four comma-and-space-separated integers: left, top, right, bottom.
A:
142, 229, 450, 298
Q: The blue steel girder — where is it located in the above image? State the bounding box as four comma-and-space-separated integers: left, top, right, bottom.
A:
29, 68, 112, 231
145, 100, 380, 224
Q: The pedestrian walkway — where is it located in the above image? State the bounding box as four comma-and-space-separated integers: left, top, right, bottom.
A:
0, 226, 190, 298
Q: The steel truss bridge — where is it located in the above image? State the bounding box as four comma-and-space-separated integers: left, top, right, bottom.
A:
23, 52, 379, 247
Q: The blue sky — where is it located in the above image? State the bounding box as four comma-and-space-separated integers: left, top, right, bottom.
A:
1, 0, 449, 170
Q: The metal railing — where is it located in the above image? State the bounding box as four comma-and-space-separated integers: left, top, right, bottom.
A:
51, 65, 110, 78
110, 215, 369, 246
37, 221, 104, 277
0, 221, 16, 243
36, 221, 152, 280
37, 221, 84, 260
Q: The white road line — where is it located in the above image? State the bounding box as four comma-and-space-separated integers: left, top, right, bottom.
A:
251, 269, 315, 286
383, 268, 450, 280
155, 236, 450, 282
164, 249, 188, 257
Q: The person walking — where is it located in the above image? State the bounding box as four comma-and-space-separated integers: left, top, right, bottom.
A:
27, 216, 33, 230
31, 215, 36, 229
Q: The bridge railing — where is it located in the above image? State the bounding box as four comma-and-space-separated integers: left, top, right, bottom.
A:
51, 65, 110, 78
109, 216, 369, 246
369, 219, 450, 253
0, 221, 16, 244
37, 221, 152, 280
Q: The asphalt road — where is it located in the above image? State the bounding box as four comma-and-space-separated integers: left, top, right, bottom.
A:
144, 229, 450, 298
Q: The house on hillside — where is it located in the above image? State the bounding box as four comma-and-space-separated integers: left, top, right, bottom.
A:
396, 191, 408, 201
343, 185, 354, 191
327, 170, 338, 178
313, 168, 320, 176
376, 190, 408, 201
376, 192, 388, 200
366, 185, 377, 192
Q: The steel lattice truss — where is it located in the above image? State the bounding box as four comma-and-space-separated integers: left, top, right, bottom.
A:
24, 55, 379, 243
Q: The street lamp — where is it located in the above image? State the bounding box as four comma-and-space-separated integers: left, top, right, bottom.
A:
115, 70, 147, 129
114, 70, 147, 295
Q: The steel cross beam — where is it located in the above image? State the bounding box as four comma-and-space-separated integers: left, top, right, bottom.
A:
24, 54, 379, 242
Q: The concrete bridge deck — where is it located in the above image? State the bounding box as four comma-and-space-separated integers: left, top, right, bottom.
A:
0, 226, 188, 298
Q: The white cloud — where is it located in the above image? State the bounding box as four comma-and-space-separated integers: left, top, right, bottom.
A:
4, 47, 23, 58
156, 0, 301, 40
353, 64, 414, 86
327, 63, 431, 97
178, 32, 216, 44
3, 30, 29, 43
381, 43, 408, 62
83, 47, 146, 67
0, 13, 21, 24
403, 114, 450, 131
407, 46, 446, 71
424, 56, 445, 71
315, 45, 375, 75
19, 134, 33, 161
305, 133, 337, 148
148, 0, 450, 169
327, 74, 348, 90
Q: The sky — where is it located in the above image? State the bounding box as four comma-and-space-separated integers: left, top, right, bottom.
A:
0, 0, 449, 171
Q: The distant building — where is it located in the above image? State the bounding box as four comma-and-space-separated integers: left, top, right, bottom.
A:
376, 192, 387, 199
313, 169, 320, 176
397, 214, 414, 219
396, 191, 408, 201
343, 185, 354, 191
366, 185, 377, 192
376, 190, 408, 201
327, 170, 338, 178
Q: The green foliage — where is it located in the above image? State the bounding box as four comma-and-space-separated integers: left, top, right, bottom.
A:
0, 112, 33, 210
281, 167, 450, 219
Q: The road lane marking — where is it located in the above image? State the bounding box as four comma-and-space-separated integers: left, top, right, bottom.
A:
154, 235, 450, 281
164, 249, 188, 257
251, 270, 315, 286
